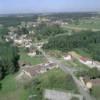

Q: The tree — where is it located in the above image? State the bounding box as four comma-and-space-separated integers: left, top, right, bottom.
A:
0, 42, 19, 80
43, 31, 100, 61
34, 22, 66, 39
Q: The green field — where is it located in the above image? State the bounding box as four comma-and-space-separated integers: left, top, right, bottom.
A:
19, 47, 47, 66
76, 18, 100, 29
20, 52, 46, 66
0, 74, 30, 100
91, 85, 100, 100
75, 48, 92, 58
63, 18, 100, 31
63, 59, 90, 72
31, 68, 79, 100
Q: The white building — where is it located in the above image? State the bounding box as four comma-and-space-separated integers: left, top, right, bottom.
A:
63, 55, 72, 61
27, 52, 36, 57
79, 57, 93, 65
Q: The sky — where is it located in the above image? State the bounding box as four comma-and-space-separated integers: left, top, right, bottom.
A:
0, 0, 100, 14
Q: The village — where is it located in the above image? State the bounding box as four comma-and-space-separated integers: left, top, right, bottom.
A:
0, 12, 100, 100
3, 24, 100, 100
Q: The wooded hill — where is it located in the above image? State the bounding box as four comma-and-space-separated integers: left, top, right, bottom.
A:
43, 31, 100, 61
0, 42, 19, 80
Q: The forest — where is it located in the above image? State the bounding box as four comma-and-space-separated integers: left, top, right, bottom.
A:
43, 31, 100, 61
0, 27, 19, 80
0, 42, 19, 80
0, 15, 38, 26
34, 22, 66, 39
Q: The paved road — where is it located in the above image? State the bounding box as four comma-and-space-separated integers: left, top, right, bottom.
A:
38, 48, 96, 100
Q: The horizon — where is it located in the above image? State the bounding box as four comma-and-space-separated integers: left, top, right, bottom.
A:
0, 11, 99, 15
0, 0, 100, 14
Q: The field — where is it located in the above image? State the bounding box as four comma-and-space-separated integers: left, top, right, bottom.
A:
0, 74, 30, 100
63, 59, 90, 72
74, 48, 92, 58
19, 47, 47, 66
31, 68, 79, 100
20, 52, 46, 65
63, 17, 100, 31
91, 85, 100, 100
46, 49, 63, 59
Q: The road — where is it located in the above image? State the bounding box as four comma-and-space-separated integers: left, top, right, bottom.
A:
38, 48, 96, 100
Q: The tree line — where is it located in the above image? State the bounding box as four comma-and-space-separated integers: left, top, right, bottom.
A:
0, 42, 19, 80
77, 68, 100, 79
43, 31, 100, 61
34, 22, 66, 40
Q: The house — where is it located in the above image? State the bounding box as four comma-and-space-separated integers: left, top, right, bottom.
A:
79, 57, 93, 65
26, 46, 37, 57
79, 57, 100, 69
37, 17, 50, 23
93, 61, 100, 69
27, 51, 36, 57
61, 22, 68, 27
68, 52, 100, 69
63, 54, 72, 61
80, 77, 92, 90
19, 62, 58, 78
14, 39, 23, 45
43, 62, 58, 70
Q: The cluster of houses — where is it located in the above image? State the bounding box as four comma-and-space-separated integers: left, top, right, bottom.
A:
37, 16, 69, 27
5, 32, 32, 47
63, 52, 100, 91
5, 31, 38, 57
63, 52, 100, 70
79, 57, 100, 69
16, 61, 58, 80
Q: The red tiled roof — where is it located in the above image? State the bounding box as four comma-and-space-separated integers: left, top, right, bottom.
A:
80, 57, 89, 62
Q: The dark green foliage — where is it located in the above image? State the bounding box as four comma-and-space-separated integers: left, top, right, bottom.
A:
34, 23, 66, 39
0, 27, 8, 36
0, 42, 19, 80
0, 83, 2, 90
36, 50, 42, 55
17, 27, 29, 35
77, 68, 100, 79
43, 31, 100, 61
0, 16, 37, 26
30, 69, 78, 100
87, 43, 100, 61
71, 97, 79, 100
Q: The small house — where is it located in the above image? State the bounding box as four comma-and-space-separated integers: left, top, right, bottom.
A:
79, 57, 93, 65
63, 54, 72, 61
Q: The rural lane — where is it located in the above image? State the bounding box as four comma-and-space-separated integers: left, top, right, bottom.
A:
38, 48, 96, 100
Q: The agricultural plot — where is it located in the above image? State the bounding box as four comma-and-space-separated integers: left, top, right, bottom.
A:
30, 68, 79, 100
20, 52, 47, 66
63, 17, 100, 31
0, 74, 30, 100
